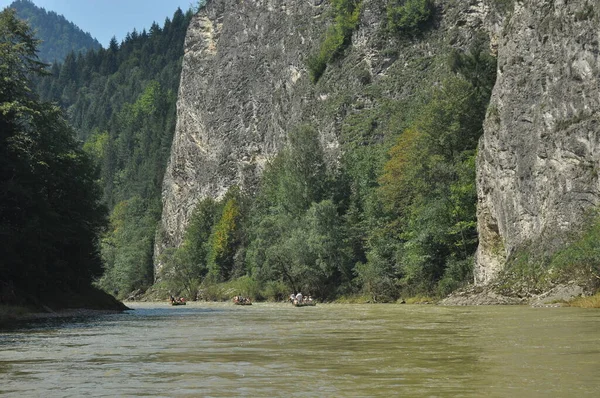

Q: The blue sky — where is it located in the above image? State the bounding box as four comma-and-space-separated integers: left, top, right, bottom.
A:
0, 0, 197, 47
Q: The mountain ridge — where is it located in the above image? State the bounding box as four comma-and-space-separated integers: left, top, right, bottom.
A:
6, 0, 101, 63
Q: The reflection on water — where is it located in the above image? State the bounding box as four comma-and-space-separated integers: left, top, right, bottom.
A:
1, 303, 599, 397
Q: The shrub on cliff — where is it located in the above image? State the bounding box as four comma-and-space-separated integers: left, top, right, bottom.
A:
386, 0, 433, 35
307, 0, 361, 82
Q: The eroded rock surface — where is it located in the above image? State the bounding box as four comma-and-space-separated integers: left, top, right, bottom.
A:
475, 0, 600, 284
158, 0, 600, 297
157, 0, 485, 269
158, 0, 329, 262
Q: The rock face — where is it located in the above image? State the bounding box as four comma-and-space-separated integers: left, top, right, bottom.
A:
158, 0, 330, 260
161, 0, 600, 289
475, 0, 600, 284
157, 0, 486, 267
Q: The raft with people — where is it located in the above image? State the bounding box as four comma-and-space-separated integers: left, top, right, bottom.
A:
289, 292, 316, 307
233, 296, 252, 305
169, 296, 186, 305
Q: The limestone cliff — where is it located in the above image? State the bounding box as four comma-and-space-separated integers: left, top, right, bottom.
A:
158, 0, 328, 259
475, 0, 600, 285
157, 0, 485, 267
160, 0, 600, 292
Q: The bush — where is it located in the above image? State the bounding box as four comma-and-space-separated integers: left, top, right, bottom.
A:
355, 253, 399, 302
387, 0, 433, 35
497, 212, 600, 296
197, 281, 230, 301
261, 280, 289, 302
307, 53, 329, 83
229, 276, 262, 300
568, 293, 600, 308
307, 0, 361, 82
197, 277, 262, 301
437, 256, 474, 297
549, 213, 600, 289
497, 248, 548, 295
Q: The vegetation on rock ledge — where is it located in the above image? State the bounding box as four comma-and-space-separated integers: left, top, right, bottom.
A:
386, 0, 434, 35
307, 0, 362, 83
498, 210, 600, 297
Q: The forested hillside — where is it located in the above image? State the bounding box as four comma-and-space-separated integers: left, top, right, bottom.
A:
33, 7, 194, 298
0, 9, 122, 309
6, 0, 101, 63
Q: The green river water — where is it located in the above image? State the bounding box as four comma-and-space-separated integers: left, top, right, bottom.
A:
1, 302, 599, 397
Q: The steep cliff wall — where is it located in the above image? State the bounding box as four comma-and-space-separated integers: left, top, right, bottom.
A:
475, 0, 600, 284
157, 0, 486, 267
158, 0, 328, 257
158, 0, 600, 295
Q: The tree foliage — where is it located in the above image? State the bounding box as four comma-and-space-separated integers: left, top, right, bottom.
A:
243, 126, 351, 299
0, 8, 106, 303
97, 197, 157, 296
30, 7, 193, 297
161, 38, 496, 301
208, 196, 244, 282
386, 0, 434, 35
370, 45, 496, 296
158, 197, 218, 297
9, 0, 501, 302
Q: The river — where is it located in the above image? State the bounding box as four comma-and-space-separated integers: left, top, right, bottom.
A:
1, 302, 599, 397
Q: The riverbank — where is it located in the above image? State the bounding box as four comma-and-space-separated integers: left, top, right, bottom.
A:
0, 305, 128, 324
0, 286, 129, 326
440, 282, 599, 307
566, 292, 600, 308
117, 278, 600, 309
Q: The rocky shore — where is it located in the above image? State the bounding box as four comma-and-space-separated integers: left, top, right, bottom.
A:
440, 283, 588, 307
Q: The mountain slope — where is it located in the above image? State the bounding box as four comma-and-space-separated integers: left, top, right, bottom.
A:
6, 0, 101, 62
32, 7, 194, 298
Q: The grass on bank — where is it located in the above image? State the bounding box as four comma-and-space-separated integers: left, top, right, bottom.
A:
567, 292, 600, 308
334, 294, 373, 304
404, 295, 435, 304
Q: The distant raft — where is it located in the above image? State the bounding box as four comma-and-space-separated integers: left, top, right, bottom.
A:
233, 296, 252, 305
169, 296, 186, 305
293, 301, 316, 307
